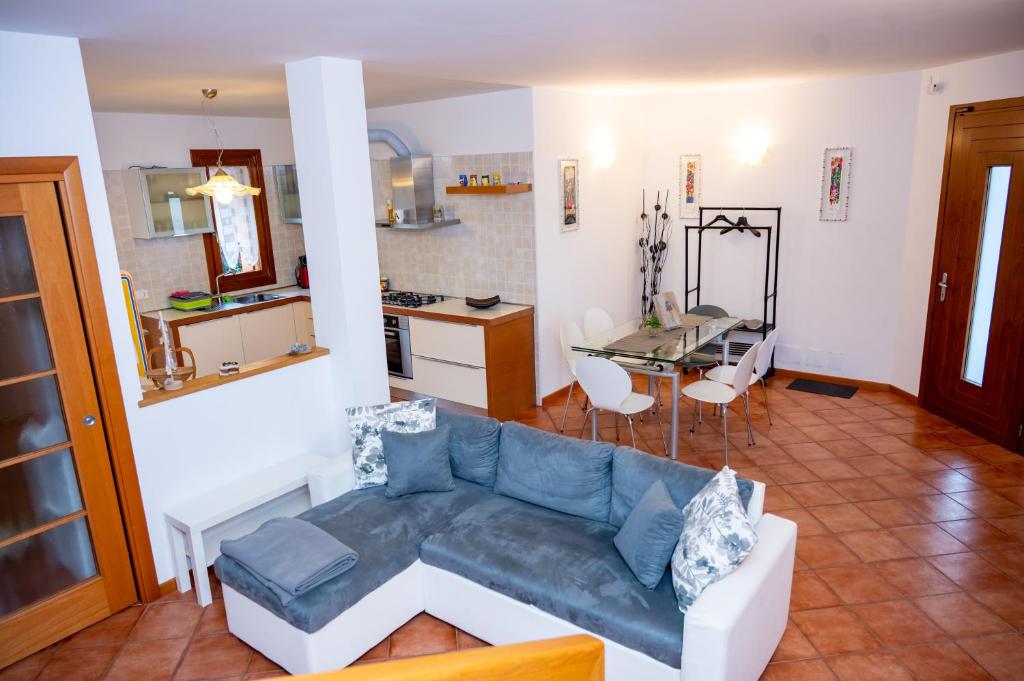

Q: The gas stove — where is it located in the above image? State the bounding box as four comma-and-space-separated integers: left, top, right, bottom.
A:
381, 290, 446, 308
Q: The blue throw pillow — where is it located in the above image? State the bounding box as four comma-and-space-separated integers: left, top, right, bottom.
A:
493, 422, 613, 523
381, 425, 455, 498
609, 446, 756, 527
613, 480, 684, 589
437, 410, 501, 487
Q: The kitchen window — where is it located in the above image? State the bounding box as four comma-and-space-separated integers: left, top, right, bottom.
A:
189, 148, 277, 293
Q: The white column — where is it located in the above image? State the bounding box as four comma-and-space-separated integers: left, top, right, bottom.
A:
286, 57, 389, 409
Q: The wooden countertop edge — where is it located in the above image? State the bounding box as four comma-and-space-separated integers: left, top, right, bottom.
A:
382, 304, 534, 327
144, 294, 312, 327
138, 346, 330, 407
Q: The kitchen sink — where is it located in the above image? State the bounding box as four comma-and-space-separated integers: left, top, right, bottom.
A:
232, 293, 283, 304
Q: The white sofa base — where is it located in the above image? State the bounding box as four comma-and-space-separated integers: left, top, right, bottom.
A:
221, 513, 796, 681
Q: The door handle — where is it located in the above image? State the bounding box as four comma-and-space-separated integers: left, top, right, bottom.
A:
938, 273, 948, 302
83, 415, 97, 427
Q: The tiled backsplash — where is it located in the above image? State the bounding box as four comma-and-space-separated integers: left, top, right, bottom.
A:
105, 168, 306, 312
374, 151, 536, 305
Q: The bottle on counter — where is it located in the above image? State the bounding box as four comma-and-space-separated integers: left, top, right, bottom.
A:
386, 200, 395, 224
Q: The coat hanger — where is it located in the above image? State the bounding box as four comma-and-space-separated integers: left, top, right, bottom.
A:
700, 212, 735, 234
719, 209, 762, 238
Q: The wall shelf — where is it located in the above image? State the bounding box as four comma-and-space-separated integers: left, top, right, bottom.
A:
445, 184, 532, 195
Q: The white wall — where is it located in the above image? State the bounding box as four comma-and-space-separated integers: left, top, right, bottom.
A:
0, 31, 348, 583
366, 88, 533, 156
531, 89, 646, 396
640, 72, 921, 386
891, 49, 1024, 395
93, 111, 295, 169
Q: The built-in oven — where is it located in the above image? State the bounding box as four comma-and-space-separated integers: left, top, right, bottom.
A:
384, 314, 413, 378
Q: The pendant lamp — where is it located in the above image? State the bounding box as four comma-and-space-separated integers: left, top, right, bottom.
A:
186, 88, 261, 205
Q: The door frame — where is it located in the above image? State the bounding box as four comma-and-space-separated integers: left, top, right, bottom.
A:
0, 156, 161, 603
919, 96, 1024, 450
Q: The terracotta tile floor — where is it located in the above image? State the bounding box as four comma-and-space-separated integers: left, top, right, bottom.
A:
3, 376, 1021, 681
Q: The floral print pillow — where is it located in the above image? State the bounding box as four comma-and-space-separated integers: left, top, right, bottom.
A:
346, 399, 436, 489
671, 466, 758, 613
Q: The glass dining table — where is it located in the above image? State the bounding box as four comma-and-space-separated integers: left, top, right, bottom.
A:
572, 316, 744, 459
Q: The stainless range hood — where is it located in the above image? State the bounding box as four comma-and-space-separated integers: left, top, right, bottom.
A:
372, 140, 460, 229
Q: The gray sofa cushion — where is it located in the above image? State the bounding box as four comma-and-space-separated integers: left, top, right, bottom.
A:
420, 493, 685, 668
613, 480, 684, 590
382, 425, 455, 498
494, 422, 614, 523
214, 479, 493, 633
437, 410, 501, 487
610, 446, 756, 527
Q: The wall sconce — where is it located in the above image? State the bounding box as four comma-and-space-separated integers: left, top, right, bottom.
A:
733, 124, 772, 166
589, 127, 617, 169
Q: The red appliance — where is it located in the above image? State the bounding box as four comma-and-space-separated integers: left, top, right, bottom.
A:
295, 255, 309, 289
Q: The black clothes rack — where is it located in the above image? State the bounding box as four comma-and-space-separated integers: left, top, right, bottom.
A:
683, 206, 781, 366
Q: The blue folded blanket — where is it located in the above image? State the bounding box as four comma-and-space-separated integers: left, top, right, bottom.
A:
220, 517, 359, 605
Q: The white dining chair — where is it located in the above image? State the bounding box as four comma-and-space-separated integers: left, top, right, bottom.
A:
576, 356, 668, 453
682, 340, 761, 466
583, 305, 663, 405
706, 329, 780, 426
558, 320, 588, 432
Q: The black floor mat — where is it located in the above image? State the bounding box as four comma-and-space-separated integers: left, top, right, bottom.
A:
786, 378, 858, 399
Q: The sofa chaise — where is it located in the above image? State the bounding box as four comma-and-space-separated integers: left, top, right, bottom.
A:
214, 412, 797, 681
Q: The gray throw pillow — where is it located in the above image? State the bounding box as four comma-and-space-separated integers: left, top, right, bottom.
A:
671, 466, 758, 612
613, 480, 684, 589
346, 398, 436, 489
437, 410, 502, 487
381, 425, 455, 498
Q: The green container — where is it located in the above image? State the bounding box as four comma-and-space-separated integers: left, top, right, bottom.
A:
169, 292, 213, 311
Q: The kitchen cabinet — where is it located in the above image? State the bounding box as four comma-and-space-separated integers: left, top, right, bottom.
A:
409, 318, 486, 368
411, 356, 488, 409
292, 300, 315, 345
239, 305, 298, 364
273, 164, 302, 224
177, 316, 244, 377
123, 167, 215, 239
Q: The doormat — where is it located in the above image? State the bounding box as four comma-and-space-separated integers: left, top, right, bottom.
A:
786, 378, 858, 399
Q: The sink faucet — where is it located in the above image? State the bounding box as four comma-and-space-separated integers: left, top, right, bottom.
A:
214, 271, 231, 303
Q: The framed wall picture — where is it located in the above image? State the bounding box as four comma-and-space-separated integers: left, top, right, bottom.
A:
652, 291, 684, 329
559, 158, 580, 232
679, 154, 702, 219
819, 147, 853, 221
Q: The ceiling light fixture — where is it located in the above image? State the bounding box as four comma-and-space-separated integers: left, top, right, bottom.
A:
186, 88, 261, 205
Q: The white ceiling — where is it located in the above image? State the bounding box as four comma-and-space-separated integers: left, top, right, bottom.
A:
2, 0, 1022, 117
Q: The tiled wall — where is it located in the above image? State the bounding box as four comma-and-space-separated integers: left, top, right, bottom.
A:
105, 168, 306, 312
374, 151, 536, 305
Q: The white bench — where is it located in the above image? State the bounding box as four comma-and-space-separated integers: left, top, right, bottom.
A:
165, 454, 327, 606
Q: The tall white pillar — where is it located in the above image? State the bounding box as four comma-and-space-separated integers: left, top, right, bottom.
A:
286, 57, 389, 410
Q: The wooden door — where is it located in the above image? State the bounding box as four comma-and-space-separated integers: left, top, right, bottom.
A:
920, 98, 1024, 451
0, 182, 136, 667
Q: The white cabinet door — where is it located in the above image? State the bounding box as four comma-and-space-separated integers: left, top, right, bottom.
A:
409, 317, 486, 368
410, 355, 488, 408
239, 305, 298, 364
178, 316, 244, 377
291, 301, 315, 346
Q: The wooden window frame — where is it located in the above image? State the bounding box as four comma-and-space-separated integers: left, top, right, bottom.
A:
189, 148, 277, 294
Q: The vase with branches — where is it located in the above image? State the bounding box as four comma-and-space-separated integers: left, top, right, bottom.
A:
639, 189, 673, 316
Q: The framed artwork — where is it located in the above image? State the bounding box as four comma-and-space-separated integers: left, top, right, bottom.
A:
559, 158, 579, 232
819, 147, 853, 221
652, 291, 684, 329
678, 154, 702, 219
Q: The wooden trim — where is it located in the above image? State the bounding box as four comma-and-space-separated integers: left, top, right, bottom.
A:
190, 148, 277, 294
296, 634, 604, 681
158, 577, 180, 598
889, 384, 920, 403
48, 159, 163, 603
0, 441, 72, 471
770, 368, 890, 392
541, 383, 573, 408
0, 510, 88, 551
138, 346, 330, 407
0, 368, 57, 389
0, 291, 42, 304
381, 303, 534, 328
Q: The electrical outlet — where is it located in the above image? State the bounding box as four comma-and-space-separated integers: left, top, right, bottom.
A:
136, 289, 150, 300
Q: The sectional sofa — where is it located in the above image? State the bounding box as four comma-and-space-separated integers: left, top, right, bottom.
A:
214, 411, 797, 681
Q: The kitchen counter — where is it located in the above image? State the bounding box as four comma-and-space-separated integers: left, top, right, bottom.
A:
382, 298, 532, 327
142, 286, 311, 324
